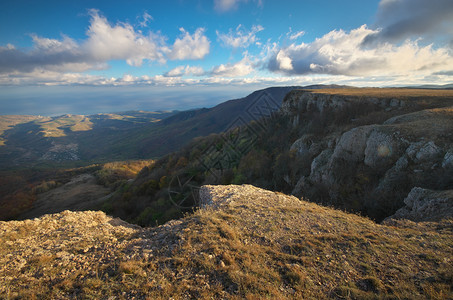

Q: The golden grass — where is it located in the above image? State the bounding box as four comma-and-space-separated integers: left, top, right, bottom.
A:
38, 115, 94, 137
0, 115, 44, 145
0, 185, 452, 299
303, 88, 453, 98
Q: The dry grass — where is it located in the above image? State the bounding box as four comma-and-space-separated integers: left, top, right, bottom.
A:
38, 115, 94, 137
0, 115, 43, 145
304, 88, 453, 98
1, 185, 452, 299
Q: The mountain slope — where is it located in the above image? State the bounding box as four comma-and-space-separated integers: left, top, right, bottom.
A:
125, 86, 304, 158
1, 184, 451, 299
0, 87, 305, 169
106, 88, 453, 226
0, 86, 303, 220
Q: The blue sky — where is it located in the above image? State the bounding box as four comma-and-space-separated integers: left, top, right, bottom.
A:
1, 0, 453, 115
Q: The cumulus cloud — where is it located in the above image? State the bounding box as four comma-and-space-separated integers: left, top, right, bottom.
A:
0, 35, 98, 74
216, 24, 264, 48
210, 56, 254, 77
167, 28, 210, 60
164, 65, 205, 77
268, 25, 453, 77
84, 10, 165, 66
363, 0, 453, 46
0, 10, 210, 74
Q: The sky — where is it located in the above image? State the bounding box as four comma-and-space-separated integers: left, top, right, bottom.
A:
1, 0, 453, 115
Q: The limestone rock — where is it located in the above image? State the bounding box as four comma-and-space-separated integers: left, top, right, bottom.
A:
364, 129, 405, 169
200, 184, 301, 209
330, 126, 374, 163
290, 136, 311, 156
310, 149, 333, 183
387, 187, 453, 222
406, 141, 443, 163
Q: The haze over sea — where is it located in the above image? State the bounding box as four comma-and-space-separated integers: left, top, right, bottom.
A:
0, 85, 258, 116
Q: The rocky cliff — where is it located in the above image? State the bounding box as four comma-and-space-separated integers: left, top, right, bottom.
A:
282, 89, 453, 221
1, 184, 452, 299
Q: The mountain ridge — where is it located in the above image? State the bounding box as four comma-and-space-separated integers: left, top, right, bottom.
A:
102, 87, 453, 226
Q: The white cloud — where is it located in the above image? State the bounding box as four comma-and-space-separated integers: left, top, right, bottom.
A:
167, 28, 210, 60
0, 10, 210, 75
268, 25, 453, 77
0, 69, 106, 86
186, 66, 205, 76
84, 9, 165, 66
164, 65, 205, 77
216, 24, 264, 48
210, 56, 254, 77
275, 50, 293, 71
3, 64, 453, 88
165, 66, 186, 77
139, 11, 153, 28
287, 29, 305, 41
165, 57, 256, 79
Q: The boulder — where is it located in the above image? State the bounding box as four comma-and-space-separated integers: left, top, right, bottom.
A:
290, 136, 311, 156
364, 129, 405, 169
386, 187, 453, 222
406, 141, 443, 163
310, 149, 333, 183
330, 126, 374, 163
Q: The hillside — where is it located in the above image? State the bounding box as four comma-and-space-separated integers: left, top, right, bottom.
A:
1, 184, 451, 299
0, 87, 306, 170
0, 86, 303, 220
104, 88, 453, 226
0, 160, 152, 221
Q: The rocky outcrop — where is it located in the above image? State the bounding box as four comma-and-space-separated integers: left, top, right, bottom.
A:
199, 184, 301, 209
386, 187, 453, 222
283, 90, 453, 221
281, 90, 406, 127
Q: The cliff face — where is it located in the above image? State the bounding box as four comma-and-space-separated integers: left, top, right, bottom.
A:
1, 184, 452, 299
282, 89, 453, 221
